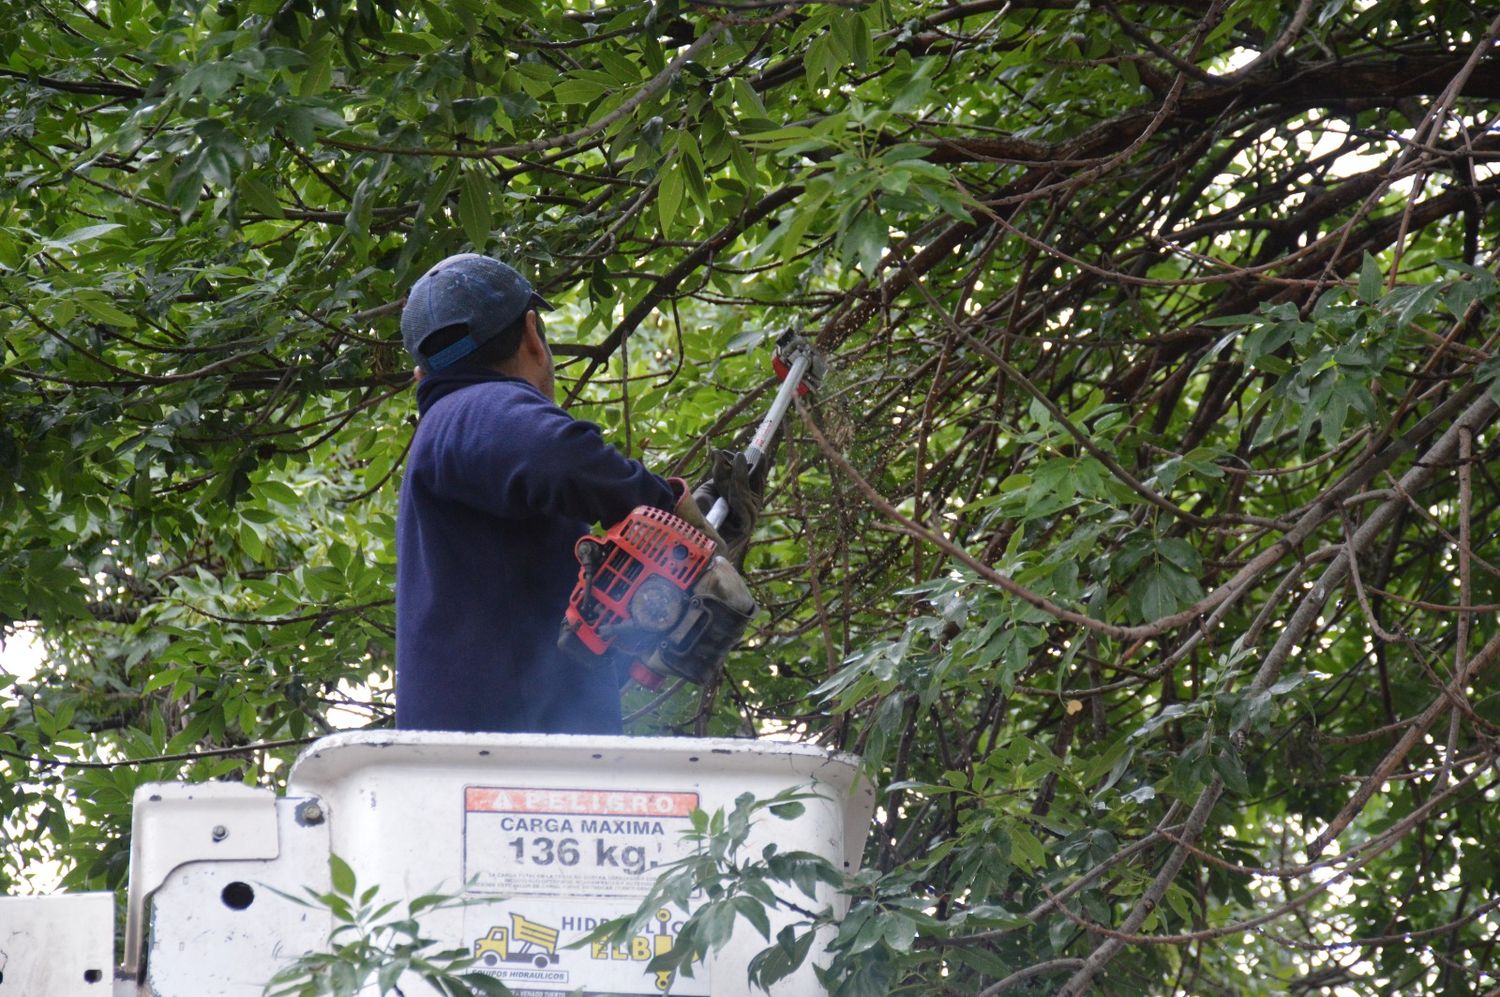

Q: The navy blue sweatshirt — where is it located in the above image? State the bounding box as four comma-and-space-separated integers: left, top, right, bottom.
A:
394, 371, 676, 734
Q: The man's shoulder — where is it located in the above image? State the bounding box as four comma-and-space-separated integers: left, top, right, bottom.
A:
414, 377, 578, 460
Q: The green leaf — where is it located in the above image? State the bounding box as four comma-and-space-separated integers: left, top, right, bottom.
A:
74, 294, 135, 327
459, 169, 493, 251
805, 34, 836, 89
329, 854, 357, 896
1358, 252, 1382, 302
890, 76, 932, 115
842, 206, 886, 274
881, 913, 917, 952
1008, 826, 1047, 871
732, 894, 772, 940
552, 79, 609, 104
237, 175, 285, 218
42, 224, 123, 250
658, 160, 684, 235
1213, 747, 1250, 796
749, 924, 815, 988
730, 77, 766, 117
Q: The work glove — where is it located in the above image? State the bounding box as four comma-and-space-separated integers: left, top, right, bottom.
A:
691, 449, 762, 568
667, 477, 731, 556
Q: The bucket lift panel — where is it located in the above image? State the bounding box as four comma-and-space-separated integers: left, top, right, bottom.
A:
1, 732, 874, 997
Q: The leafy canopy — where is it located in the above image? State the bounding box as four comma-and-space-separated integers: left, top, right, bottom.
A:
3, 0, 1500, 993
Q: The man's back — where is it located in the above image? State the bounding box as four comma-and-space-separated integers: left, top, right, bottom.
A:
395, 371, 675, 733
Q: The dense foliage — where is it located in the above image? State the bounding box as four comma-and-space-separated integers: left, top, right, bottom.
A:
3, 0, 1499, 992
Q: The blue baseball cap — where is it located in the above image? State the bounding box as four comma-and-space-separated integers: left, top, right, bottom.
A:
400, 254, 551, 372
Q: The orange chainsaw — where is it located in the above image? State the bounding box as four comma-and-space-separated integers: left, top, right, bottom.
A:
558, 333, 822, 689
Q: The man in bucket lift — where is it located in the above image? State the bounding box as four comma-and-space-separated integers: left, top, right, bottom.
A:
393, 253, 757, 734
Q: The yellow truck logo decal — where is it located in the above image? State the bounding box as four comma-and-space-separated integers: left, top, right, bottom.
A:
473, 913, 561, 969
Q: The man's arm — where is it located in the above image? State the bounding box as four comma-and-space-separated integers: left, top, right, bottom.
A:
422, 382, 675, 526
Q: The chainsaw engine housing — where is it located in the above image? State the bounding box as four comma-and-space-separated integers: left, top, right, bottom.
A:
560, 506, 756, 686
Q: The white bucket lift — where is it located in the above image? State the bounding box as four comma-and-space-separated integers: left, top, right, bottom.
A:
0, 731, 875, 996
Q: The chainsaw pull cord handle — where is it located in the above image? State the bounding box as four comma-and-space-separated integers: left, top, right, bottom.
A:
705, 350, 811, 530
575, 536, 604, 614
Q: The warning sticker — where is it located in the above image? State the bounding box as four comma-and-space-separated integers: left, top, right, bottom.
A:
463, 786, 700, 898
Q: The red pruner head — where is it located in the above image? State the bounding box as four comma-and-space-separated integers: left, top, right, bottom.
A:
771, 332, 825, 397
